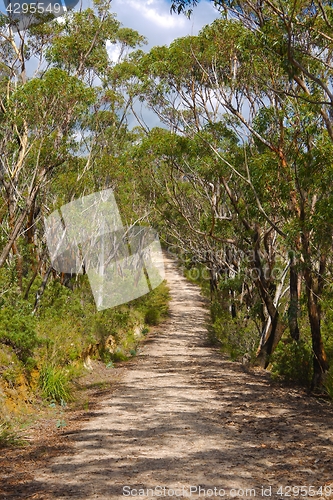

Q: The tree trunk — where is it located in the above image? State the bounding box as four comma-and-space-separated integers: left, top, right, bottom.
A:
288, 255, 300, 340
256, 310, 287, 368
0, 173, 43, 270
252, 231, 287, 367
304, 266, 329, 390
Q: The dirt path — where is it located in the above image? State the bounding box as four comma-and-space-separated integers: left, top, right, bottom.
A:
25, 258, 333, 498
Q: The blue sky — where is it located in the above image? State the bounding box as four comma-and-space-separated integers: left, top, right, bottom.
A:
1, 0, 219, 44
103, 0, 221, 127
108, 0, 220, 49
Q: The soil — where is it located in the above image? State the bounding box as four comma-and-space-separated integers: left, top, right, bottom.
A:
1, 257, 333, 499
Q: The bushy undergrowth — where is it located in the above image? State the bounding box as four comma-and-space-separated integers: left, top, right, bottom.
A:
0, 421, 26, 448
183, 258, 333, 396
210, 300, 259, 360
0, 269, 170, 410
39, 364, 72, 403
138, 282, 170, 325
270, 337, 313, 386
0, 302, 38, 363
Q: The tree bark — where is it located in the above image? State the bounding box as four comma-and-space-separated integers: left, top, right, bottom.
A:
288, 254, 300, 340
304, 266, 329, 390
252, 227, 287, 367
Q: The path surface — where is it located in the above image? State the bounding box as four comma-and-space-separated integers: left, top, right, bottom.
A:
32, 257, 333, 499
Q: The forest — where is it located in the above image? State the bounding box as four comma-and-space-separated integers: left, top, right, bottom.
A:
1, 0, 333, 441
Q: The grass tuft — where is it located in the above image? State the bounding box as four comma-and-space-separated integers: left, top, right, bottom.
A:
0, 421, 26, 448
39, 364, 72, 403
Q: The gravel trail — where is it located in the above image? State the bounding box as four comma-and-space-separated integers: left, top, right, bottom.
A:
31, 257, 333, 499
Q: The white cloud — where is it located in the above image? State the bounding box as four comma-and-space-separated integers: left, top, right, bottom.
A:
98, 0, 220, 128
115, 0, 186, 29
109, 0, 220, 48
106, 41, 122, 63
105, 0, 220, 68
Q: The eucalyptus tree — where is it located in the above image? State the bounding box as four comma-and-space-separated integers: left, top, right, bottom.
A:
127, 16, 333, 387
0, 0, 146, 296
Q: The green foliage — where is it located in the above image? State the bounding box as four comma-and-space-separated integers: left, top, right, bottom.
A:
0, 304, 38, 363
271, 338, 313, 387
111, 350, 129, 362
144, 308, 160, 326
39, 364, 72, 403
0, 421, 26, 448
137, 282, 170, 326
210, 300, 259, 360
141, 281, 170, 318
47, 9, 120, 71
10, 68, 95, 128
56, 419, 67, 429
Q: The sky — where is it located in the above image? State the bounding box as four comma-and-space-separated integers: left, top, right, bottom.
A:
1, 0, 219, 46
108, 0, 220, 50
102, 0, 221, 128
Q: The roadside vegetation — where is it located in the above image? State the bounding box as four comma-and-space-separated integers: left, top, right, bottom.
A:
0, 276, 169, 443
2, 0, 333, 451
127, 0, 333, 397
182, 253, 333, 397
0, 0, 170, 436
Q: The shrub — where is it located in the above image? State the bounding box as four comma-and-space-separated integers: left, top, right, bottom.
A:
210, 300, 259, 360
136, 281, 170, 325
144, 308, 160, 325
0, 305, 38, 362
0, 421, 25, 448
112, 350, 129, 362
39, 364, 72, 403
271, 338, 313, 386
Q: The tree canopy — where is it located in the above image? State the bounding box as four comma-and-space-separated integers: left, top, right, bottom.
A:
1, 0, 333, 405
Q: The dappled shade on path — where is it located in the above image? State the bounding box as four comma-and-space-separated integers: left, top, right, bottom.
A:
15, 257, 333, 498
